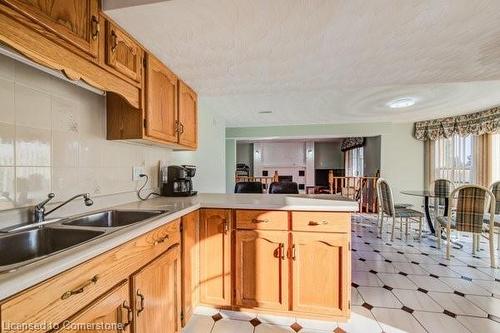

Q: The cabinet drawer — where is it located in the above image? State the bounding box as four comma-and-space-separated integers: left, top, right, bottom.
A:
291, 212, 350, 233
0, 219, 180, 333
236, 210, 288, 230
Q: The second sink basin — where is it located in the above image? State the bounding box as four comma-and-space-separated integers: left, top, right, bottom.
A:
0, 228, 104, 269
63, 210, 166, 228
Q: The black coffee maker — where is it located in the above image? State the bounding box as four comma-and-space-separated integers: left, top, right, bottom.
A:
162, 165, 197, 197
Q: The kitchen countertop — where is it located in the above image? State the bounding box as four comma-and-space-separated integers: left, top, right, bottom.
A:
0, 193, 357, 300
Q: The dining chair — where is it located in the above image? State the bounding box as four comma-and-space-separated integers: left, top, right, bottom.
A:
234, 181, 263, 193
268, 182, 299, 194
376, 178, 423, 241
485, 181, 500, 250
432, 178, 455, 216
436, 184, 497, 268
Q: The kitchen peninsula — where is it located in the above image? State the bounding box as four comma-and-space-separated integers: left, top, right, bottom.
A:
0, 194, 357, 332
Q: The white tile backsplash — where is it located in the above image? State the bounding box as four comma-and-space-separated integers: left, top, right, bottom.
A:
0, 53, 185, 211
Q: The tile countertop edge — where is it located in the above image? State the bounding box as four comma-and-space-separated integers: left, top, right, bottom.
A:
0, 194, 358, 300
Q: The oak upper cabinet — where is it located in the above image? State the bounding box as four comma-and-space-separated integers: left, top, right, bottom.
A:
199, 209, 232, 306
131, 245, 182, 333
3, 0, 100, 58
55, 281, 132, 333
181, 210, 199, 325
145, 54, 178, 143
177, 80, 198, 149
234, 230, 288, 311
291, 232, 350, 317
105, 20, 143, 82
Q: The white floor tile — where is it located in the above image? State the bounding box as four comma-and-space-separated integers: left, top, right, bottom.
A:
404, 253, 438, 265
392, 288, 443, 312
428, 292, 487, 317
450, 265, 495, 281
338, 306, 381, 333
254, 324, 295, 333
193, 306, 220, 316
406, 274, 453, 292
419, 264, 461, 277
352, 286, 364, 306
465, 294, 500, 317
296, 318, 338, 331
371, 308, 426, 333
220, 309, 257, 321
457, 316, 500, 333
381, 252, 409, 262
355, 251, 386, 261
413, 311, 471, 333
357, 286, 402, 308
440, 277, 491, 296
391, 262, 429, 275
472, 279, 500, 296
181, 314, 214, 333
363, 260, 398, 273
257, 313, 296, 326
377, 273, 418, 290
352, 270, 383, 287
211, 319, 254, 333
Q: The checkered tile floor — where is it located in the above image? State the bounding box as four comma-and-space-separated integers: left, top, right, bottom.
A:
182, 214, 500, 333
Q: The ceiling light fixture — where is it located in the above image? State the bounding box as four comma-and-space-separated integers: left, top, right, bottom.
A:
387, 97, 416, 109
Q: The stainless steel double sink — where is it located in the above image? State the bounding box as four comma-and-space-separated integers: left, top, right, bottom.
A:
0, 209, 168, 273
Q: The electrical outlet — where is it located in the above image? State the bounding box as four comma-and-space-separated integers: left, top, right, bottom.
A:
132, 166, 145, 181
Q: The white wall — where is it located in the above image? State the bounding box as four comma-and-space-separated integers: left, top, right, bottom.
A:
364, 136, 381, 177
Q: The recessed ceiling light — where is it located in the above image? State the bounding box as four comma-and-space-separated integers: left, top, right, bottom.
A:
387, 97, 416, 108
258, 110, 273, 114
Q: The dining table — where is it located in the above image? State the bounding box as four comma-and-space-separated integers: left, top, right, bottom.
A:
400, 190, 449, 235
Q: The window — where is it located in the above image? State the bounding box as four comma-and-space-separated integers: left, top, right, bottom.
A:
345, 147, 364, 177
493, 133, 500, 182
434, 135, 475, 185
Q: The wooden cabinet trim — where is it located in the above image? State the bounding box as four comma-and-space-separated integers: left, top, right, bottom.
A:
177, 80, 198, 149
235, 210, 288, 231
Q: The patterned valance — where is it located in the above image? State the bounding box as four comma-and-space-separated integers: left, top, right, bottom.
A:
341, 137, 365, 152
414, 107, 500, 141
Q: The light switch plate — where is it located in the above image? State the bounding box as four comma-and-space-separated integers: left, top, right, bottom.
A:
132, 166, 145, 181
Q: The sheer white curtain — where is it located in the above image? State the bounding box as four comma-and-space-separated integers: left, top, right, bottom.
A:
434, 135, 475, 185
345, 147, 364, 177
493, 133, 500, 182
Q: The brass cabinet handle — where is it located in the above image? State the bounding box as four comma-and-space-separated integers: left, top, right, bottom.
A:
175, 120, 180, 133
252, 219, 269, 224
91, 15, 99, 40
153, 234, 169, 245
308, 220, 328, 226
223, 218, 229, 233
136, 289, 145, 316
279, 243, 285, 260
111, 30, 118, 53
292, 244, 297, 260
122, 301, 133, 328
61, 275, 99, 300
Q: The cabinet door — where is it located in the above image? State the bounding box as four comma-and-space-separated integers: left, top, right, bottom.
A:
178, 80, 197, 149
55, 280, 132, 333
145, 54, 178, 143
181, 210, 199, 326
105, 21, 143, 82
4, 0, 100, 58
291, 232, 350, 316
132, 245, 181, 333
199, 209, 232, 306
235, 230, 288, 311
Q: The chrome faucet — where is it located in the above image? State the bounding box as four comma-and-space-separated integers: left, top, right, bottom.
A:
34, 193, 94, 223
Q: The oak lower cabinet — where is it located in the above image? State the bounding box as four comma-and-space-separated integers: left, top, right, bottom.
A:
54, 280, 132, 333
131, 245, 181, 333
234, 230, 288, 311
291, 232, 350, 317
199, 209, 232, 307
181, 210, 199, 325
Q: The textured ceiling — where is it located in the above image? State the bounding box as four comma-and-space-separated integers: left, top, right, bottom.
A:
105, 0, 500, 126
